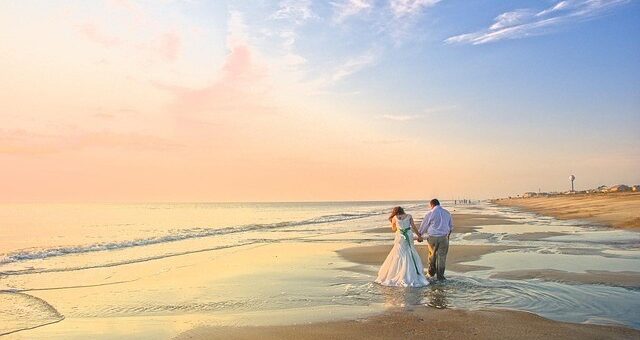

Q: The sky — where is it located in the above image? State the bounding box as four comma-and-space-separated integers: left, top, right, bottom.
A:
0, 0, 639, 202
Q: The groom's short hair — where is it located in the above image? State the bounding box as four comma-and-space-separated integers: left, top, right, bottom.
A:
430, 199, 440, 206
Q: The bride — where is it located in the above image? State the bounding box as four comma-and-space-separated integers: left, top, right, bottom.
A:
375, 206, 429, 287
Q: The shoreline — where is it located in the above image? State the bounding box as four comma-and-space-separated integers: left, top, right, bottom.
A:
490, 269, 640, 289
174, 307, 640, 340
492, 192, 640, 230
336, 244, 517, 273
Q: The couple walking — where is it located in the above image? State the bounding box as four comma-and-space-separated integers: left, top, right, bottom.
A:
375, 199, 453, 287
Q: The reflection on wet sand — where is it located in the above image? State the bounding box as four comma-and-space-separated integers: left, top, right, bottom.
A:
376, 281, 450, 310
424, 283, 450, 309
378, 285, 424, 308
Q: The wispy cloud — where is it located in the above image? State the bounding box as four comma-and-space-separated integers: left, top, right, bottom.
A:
389, 0, 441, 18
381, 114, 422, 121
537, 1, 573, 17
489, 9, 534, 30
268, 1, 314, 69
271, 0, 315, 24
330, 50, 379, 83
380, 105, 456, 121
277, 29, 307, 68
445, 0, 630, 45
332, 0, 373, 22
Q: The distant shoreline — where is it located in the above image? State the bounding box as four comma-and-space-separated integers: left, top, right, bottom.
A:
492, 192, 640, 230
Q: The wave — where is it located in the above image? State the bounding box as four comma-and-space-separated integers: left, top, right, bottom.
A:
0, 207, 396, 267
1, 242, 256, 276
0, 291, 65, 336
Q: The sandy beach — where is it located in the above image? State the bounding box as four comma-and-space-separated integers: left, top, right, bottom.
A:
175, 307, 639, 340
337, 244, 516, 273
493, 193, 640, 229
491, 269, 640, 289
365, 212, 519, 235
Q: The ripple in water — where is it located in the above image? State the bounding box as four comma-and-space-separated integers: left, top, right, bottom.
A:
339, 276, 640, 329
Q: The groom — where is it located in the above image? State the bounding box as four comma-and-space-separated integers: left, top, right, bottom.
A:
419, 199, 453, 281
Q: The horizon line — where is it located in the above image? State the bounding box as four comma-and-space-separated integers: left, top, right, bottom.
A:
0, 198, 488, 205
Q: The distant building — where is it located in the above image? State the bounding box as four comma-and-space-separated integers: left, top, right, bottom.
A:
632, 185, 640, 192
608, 184, 631, 192
523, 192, 538, 198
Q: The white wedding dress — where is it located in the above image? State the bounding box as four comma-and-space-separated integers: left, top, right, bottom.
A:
375, 215, 429, 287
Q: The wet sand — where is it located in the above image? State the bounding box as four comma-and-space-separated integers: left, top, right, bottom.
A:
491, 269, 640, 288
330, 207, 640, 338
502, 232, 567, 241
168, 207, 640, 340
366, 212, 519, 234
336, 244, 516, 273
179, 241, 640, 340
493, 193, 640, 229
175, 307, 640, 340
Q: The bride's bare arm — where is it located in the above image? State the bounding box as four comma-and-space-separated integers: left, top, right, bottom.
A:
410, 216, 423, 241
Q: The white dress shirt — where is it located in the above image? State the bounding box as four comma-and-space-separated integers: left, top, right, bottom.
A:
419, 205, 453, 237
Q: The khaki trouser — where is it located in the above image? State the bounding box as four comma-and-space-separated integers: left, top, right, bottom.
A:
426, 235, 449, 279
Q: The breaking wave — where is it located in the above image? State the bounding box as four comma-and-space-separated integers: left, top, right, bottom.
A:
0, 208, 393, 266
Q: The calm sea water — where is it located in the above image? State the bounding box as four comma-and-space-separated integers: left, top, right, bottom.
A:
1, 201, 639, 338
0, 201, 425, 273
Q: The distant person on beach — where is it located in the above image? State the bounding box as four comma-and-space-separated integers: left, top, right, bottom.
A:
375, 206, 429, 287
419, 199, 453, 281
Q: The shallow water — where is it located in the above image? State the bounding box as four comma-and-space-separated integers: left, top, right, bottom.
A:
1, 201, 639, 338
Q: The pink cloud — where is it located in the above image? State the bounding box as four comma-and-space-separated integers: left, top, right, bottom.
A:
157, 37, 272, 126
221, 45, 252, 80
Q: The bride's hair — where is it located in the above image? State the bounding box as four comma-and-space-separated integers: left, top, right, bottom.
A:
388, 206, 405, 222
